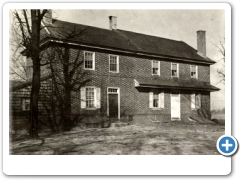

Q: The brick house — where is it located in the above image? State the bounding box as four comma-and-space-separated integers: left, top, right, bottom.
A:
10, 13, 220, 130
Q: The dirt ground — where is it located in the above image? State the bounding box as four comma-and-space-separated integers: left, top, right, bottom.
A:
9, 121, 224, 155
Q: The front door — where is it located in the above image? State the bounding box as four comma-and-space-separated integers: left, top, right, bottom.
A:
108, 94, 118, 118
171, 92, 180, 120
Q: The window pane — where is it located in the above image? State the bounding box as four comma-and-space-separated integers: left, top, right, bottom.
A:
110, 64, 117, 71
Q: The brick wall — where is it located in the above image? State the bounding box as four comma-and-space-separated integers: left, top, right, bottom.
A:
19, 46, 211, 126
71, 47, 211, 123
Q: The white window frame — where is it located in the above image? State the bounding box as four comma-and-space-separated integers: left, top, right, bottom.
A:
109, 55, 119, 73
171, 63, 179, 77
191, 92, 201, 110
149, 90, 164, 109
151, 60, 160, 76
84, 51, 95, 70
190, 65, 198, 79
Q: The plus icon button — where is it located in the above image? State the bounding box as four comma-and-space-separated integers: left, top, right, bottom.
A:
217, 135, 238, 156
222, 139, 233, 151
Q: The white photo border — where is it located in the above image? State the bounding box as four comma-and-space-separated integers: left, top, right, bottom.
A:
3, 2, 231, 175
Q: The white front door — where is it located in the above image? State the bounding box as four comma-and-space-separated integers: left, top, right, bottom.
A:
171, 92, 180, 120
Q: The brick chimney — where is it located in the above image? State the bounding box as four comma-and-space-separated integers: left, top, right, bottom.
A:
109, 16, 117, 30
44, 10, 52, 24
197, 30, 206, 57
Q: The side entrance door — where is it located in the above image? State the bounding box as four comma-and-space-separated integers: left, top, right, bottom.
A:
171, 91, 180, 120
108, 94, 118, 118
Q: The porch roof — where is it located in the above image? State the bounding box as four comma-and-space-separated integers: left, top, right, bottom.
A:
134, 78, 220, 92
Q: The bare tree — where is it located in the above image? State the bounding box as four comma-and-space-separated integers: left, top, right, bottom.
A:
213, 38, 225, 84
49, 46, 91, 131
12, 9, 49, 137
10, 11, 28, 81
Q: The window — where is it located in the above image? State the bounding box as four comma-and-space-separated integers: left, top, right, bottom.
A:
86, 87, 95, 108
80, 87, 101, 109
149, 90, 164, 109
171, 63, 179, 77
109, 55, 119, 72
152, 60, 160, 75
190, 65, 198, 79
191, 92, 201, 109
84, 51, 95, 70
22, 98, 30, 111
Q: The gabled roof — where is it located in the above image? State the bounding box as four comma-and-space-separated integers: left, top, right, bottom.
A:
135, 78, 220, 92
41, 19, 215, 64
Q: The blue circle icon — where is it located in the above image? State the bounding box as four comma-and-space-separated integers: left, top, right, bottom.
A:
217, 135, 238, 156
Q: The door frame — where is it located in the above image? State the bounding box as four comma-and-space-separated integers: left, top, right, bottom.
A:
107, 87, 120, 119
171, 90, 181, 121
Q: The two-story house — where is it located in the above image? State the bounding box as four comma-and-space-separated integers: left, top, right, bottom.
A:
10, 12, 220, 130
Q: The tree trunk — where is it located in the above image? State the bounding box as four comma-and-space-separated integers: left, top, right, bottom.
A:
62, 48, 72, 131
29, 10, 41, 137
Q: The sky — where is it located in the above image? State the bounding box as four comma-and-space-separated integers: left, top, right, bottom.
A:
53, 9, 225, 110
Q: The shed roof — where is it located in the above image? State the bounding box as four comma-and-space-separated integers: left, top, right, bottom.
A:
135, 78, 220, 92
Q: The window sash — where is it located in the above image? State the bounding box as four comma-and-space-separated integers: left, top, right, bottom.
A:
190, 65, 196, 72
152, 61, 158, 68
86, 87, 95, 108
190, 65, 197, 78
152, 61, 159, 75
109, 55, 118, 72
172, 63, 177, 70
84, 52, 94, 69
172, 63, 178, 77
153, 92, 159, 108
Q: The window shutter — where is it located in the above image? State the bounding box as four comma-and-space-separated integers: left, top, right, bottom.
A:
149, 91, 153, 108
158, 61, 161, 76
196, 66, 198, 79
159, 91, 164, 108
80, 87, 86, 108
96, 88, 101, 108
191, 93, 195, 109
177, 63, 179, 77
93, 52, 95, 70
151, 61, 153, 74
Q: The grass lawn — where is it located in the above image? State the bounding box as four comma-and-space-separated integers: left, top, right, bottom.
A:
10, 122, 224, 155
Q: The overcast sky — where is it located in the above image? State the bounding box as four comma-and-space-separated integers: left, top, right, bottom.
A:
53, 9, 225, 109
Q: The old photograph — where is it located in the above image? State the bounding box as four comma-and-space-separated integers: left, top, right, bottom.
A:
9, 9, 225, 155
